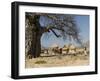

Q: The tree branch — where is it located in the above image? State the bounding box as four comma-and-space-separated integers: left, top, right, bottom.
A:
50, 29, 61, 38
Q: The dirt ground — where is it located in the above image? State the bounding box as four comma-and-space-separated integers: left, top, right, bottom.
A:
25, 53, 89, 68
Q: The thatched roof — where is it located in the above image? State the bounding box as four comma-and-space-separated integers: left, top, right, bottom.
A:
62, 45, 69, 50
63, 45, 69, 48
63, 44, 76, 49
69, 44, 76, 49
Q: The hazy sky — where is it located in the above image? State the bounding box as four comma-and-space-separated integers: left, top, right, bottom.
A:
40, 15, 89, 48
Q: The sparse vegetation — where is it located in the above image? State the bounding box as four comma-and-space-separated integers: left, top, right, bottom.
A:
25, 54, 89, 68
25, 12, 89, 68
35, 60, 47, 64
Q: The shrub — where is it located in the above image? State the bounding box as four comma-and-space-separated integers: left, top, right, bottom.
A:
35, 60, 47, 64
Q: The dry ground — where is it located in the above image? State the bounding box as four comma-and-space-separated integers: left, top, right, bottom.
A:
25, 53, 89, 68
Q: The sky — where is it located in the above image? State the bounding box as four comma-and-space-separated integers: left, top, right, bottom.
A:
40, 15, 90, 48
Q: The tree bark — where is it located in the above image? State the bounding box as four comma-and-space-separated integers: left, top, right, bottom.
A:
35, 33, 41, 57
28, 15, 42, 58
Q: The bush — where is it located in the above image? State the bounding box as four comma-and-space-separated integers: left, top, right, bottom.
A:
35, 60, 47, 64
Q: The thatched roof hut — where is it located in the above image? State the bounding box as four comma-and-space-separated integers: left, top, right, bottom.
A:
62, 45, 69, 50
69, 44, 76, 50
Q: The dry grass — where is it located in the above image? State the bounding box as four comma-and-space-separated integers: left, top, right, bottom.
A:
25, 53, 89, 68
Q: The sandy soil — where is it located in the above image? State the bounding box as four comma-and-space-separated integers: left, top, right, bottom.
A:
25, 54, 89, 68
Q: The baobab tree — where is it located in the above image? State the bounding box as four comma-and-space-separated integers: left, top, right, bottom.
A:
25, 12, 81, 58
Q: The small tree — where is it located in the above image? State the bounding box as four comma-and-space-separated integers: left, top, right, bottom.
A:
26, 13, 81, 58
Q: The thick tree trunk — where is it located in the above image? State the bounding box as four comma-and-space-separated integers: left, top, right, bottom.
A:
28, 15, 42, 58
35, 33, 41, 57
28, 30, 42, 58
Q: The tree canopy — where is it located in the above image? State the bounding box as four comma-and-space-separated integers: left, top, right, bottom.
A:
26, 13, 81, 43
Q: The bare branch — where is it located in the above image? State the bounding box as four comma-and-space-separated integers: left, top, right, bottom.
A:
50, 29, 61, 38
